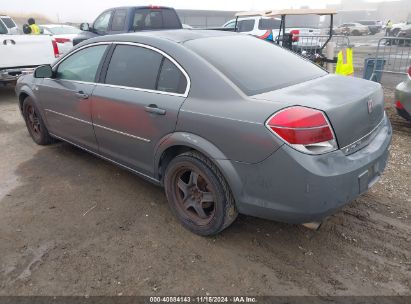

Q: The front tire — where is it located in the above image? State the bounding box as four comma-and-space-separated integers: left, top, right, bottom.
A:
23, 97, 54, 145
164, 151, 238, 236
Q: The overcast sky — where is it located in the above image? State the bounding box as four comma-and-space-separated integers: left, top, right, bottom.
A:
0, 0, 392, 22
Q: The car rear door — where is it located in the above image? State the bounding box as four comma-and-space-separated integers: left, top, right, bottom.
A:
91, 43, 189, 177
36, 44, 110, 151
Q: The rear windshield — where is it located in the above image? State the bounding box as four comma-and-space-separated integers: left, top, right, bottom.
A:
357, 21, 375, 25
1, 17, 16, 29
185, 35, 326, 96
133, 8, 181, 30
46, 26, 82, 35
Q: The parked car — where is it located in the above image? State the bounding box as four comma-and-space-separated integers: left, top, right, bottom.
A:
356, 20, 382, 35
40, 24, 83, 55
73, 5, 182, 45
0, 34, 59, 84
16, 30, 392, 235
397, 24, 411, 40
390, 20, 411, 37
0, 15, 20, 35
222, 16, 321, 50
394, 67, 411, 121
334, 23, 369, 36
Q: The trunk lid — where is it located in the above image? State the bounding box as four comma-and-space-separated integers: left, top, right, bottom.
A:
251, 74, 385, 150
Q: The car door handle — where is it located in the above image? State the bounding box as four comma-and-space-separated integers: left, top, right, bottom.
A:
75, 91, 89, 99
145, 104, 166, 115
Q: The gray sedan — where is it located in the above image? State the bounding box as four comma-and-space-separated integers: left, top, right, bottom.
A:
15, 30, 392, 235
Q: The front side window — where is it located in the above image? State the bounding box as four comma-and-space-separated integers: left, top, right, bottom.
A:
56, 45, 108, 82
224, 21, 236, 29
237, 20, 255, 32
157, 58, 187, 94
111, 9, 127, 31
105, 45, 163, 90
94, 10, 112, 32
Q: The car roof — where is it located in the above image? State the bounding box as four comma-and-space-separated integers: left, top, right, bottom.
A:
101, 5, 175, 11
89, 29, 237, 44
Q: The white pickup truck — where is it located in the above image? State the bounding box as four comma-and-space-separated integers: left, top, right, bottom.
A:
0, 34, 59, 84
222, 16, 322, 50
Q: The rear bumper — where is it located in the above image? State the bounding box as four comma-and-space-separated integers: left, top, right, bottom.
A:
0, 68, 34, 83
219, 114, 392, 224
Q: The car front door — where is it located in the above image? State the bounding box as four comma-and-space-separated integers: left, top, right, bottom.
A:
36, 44, 110, 151
91, 43, 189, 177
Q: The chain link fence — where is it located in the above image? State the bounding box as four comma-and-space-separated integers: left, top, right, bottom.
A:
369, 37, 411, 82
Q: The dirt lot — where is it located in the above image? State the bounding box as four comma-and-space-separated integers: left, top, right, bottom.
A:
0, 85, 410, 296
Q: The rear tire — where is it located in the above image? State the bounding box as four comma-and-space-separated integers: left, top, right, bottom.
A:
23, 97, 54, 145
164, 151, 238, 236
352, 30, 360, 36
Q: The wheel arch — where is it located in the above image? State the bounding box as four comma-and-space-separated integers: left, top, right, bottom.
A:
18, 86, 36, 112
154, 132, 232, 184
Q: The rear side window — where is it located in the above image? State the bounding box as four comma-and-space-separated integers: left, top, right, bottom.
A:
157, 58, 187, 94
258, 18, 281, 30
186, 35, 327, 96
111, 10, 127, 31
105, 45, 163, 90
1, 17, 16, 28
133, 8, 181, 31
237, 20, 254, 32
56, 45, 108, 82
162, 9, 182, 28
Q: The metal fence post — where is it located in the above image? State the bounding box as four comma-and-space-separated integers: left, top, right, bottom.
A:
326, 42, 335, 73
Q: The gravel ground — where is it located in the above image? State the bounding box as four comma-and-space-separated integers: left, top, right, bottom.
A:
0, 84, 410, 296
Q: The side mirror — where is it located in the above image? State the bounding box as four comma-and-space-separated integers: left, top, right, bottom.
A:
80, 23, 90, 31
34, 65, 53, 78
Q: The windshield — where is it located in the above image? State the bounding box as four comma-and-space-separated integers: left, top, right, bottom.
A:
45, 26, 82, 35
0, 20, 7, 34
185, 35, 327, 96
1, 17, 16, 28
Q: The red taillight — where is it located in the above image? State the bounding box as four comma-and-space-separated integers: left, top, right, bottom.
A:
55, 38, 71, 44
290, 29, 300, 42
51, 40, 60, 58
266, 106, 337, 154
149, 5, 161, 9
395, 100, 405, 110
408, 66, 411, 77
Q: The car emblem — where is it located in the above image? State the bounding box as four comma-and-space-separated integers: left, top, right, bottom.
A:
367, 99, 374, 114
